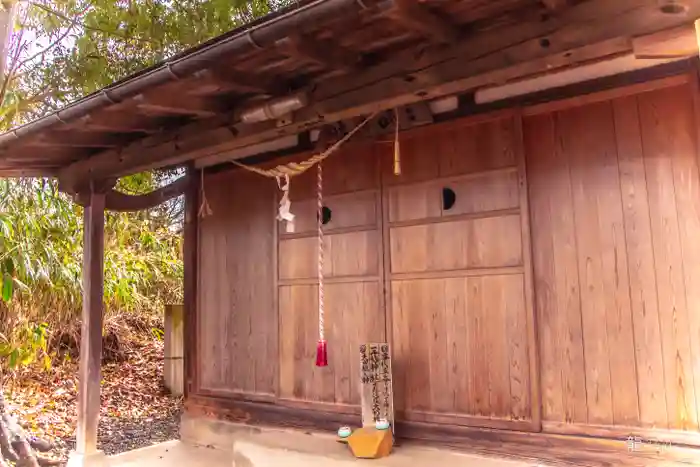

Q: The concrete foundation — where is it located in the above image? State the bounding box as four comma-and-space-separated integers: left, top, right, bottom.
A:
66, 450, 108, 467
176, 413, 539, 467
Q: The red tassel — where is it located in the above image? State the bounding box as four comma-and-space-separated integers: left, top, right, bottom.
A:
315, 339, 328, 367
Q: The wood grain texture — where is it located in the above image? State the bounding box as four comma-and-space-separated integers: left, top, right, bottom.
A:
613, 95, 667, 428
389, 215, 523, 273
197, 170, 277, 396
525, 111, 588, 425
286, 189, 378, 234
637, 84, 699, 430
277, 144, 385, 407
391, 275, 531, 422
386, 113, 535, 429
75, 191, 105, 455
183, 166, 200, 398
278, 282, 385, 404
526, 81, 700, 434
386, 168, 519, 223
279, 230, 380, 280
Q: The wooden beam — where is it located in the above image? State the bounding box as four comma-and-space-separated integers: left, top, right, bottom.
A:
382, 0, 460, 43
276, 36, 361, 72
201, 68, 285, 96
58, 0, 697, 186
51, 113, 164, 135
134, 94, 222, 118
22, 130, 137, 149
72, 175, 189, 212
75, 190, 105, 457
633, 24, 698, 58
541, 0, 570, 11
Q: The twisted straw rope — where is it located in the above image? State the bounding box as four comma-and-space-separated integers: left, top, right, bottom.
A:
230, 112, 378, 179
230, 112, 379, 348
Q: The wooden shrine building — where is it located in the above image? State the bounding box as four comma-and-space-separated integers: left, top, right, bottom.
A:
5, 0, 700, 464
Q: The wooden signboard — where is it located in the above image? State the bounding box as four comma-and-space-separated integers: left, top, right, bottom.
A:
359, 343, 395, 432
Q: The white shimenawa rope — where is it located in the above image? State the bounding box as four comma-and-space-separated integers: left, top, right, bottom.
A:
317, 161, 325, 343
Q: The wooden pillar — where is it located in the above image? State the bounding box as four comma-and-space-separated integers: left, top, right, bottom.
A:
75, 191, 105, 456
164, 304, 184, 396
183, 166, 199, 397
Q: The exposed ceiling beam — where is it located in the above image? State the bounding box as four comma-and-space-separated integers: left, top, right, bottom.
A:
0, 167, 58, 177
133, 94, 223, 118
24, 132, 126, 149
632, 24, 697, 58
58, 0, 697, 187
541, 0, 570, 11
275, 35, 361, 72
382, 0, 460, 44
50, 113, 165, 135
200, 68, 285, 96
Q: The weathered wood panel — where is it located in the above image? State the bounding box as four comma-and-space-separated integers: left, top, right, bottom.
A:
389, 215, 523, 273
277, 144, 385, 408
526, 81, 700, 433
197, 170, 277, 397
279, 230, 380, 280
525, 111, 588, 425
386, 114, 536, 430
386, 168, 519, 223
279, 282, 384, 404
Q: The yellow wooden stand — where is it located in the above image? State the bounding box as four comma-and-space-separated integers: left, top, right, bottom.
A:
339, 427, 393, 459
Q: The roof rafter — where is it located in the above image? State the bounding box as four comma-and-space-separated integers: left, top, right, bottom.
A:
133, 93, 224, 118
56, 0, 700, 187
200, 68, 285, 96
275, 35, 362, 72
383, 0, 461, 44
541, 0, 572, 12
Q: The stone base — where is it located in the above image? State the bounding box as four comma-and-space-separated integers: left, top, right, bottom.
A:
66, 450, 109, 467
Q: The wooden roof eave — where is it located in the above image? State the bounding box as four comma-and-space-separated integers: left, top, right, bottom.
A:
56, 0, 700, 189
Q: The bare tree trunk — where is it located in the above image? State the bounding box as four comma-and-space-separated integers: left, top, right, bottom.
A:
0, 1, 17, 77
0, 388, 59, 466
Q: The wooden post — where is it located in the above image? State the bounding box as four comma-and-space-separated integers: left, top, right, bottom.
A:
72, 191, 106, 462
183, 166, 199, 397
164, 304, 184, 396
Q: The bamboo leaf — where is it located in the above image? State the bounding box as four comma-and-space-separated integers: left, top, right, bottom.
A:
2, 274, 13, 302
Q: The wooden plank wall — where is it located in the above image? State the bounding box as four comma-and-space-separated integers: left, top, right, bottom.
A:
197, 170, 278, 398
194, 73, 700, 442
526, 77, 700, 435
383, 115, 538, 431
277, 144, 386, 411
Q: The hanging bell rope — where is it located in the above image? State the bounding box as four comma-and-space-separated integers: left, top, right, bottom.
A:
315, 160, 327, 367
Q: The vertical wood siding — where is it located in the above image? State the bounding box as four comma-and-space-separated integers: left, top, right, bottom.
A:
194, 76, 700, 438
527, 81, 700, 431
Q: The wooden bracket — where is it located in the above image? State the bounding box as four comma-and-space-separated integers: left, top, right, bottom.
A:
71, 175, 188, 212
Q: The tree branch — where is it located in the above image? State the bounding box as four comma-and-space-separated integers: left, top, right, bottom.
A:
16, 23, 74, 69
29, 1, 159, 46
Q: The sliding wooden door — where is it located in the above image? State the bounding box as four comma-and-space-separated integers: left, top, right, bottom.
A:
383, 112, 540, 431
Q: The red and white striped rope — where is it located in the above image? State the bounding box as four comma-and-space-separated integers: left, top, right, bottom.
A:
317, 161, 325, 342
